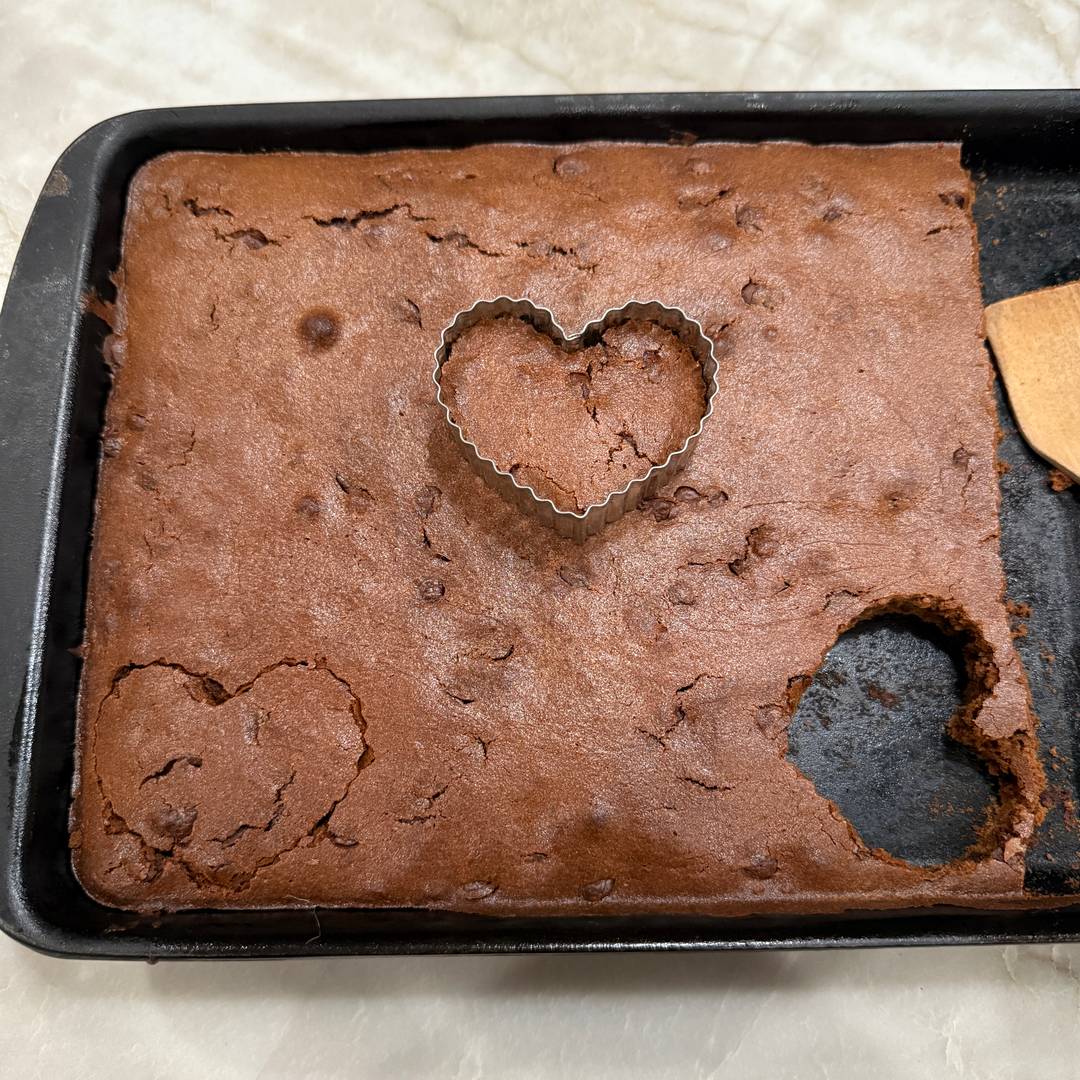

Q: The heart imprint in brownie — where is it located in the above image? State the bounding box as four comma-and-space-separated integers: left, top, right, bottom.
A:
438, 314, 709, 513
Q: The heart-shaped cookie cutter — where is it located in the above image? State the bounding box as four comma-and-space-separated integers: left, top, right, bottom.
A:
433, 297, 720, 542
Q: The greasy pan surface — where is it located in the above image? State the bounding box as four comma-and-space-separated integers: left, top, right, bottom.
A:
1, 93, 1078, 957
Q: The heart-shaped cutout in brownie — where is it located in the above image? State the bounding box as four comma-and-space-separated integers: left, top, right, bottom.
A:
434, 299, 718, 539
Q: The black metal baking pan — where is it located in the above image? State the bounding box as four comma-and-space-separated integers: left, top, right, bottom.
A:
1, 91, 1079, 959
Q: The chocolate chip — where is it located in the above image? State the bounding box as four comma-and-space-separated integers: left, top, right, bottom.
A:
741, 279, 777, 308
298, 309, 340, 351
553, 155, 587, 177
735, 205, 765, 233
881, 483, 917, 512
102, 435, 122, 458
151, 805, 197, 843
362, 224, 388, 247
232, 228, 271, 249
558, 565, 590, 589
641, 497, 676, 522
708, 491, 729, 507
461, 880, 497, 900
749, 525, 779, 557
580, 878, 614, 901
295, 495, 321, 516
667, 581, 696, 606
939, 190, 967, 209
674, 486, 701, 502
686, 158, 711, 175
415, 484, 442, 518
952, 447, 972, 467
127, 412, 148, 431
419, 579, 445, 602
187, 674, 228, 705
744, 854, 778, 879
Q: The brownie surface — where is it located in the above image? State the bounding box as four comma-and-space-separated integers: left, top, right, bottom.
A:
442, 316, 707, 512
74, 142, 1044, 914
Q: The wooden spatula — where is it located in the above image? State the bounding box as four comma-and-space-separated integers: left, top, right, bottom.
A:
985, 280, 1080, 485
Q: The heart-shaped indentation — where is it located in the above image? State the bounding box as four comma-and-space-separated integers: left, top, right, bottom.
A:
94, 661, 366, 890
435, 300, 715, 529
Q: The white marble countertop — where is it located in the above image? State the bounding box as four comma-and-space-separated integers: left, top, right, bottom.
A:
2, 1, 1080, 1076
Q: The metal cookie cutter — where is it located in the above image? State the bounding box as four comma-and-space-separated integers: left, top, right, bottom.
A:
433, 297, 720, 542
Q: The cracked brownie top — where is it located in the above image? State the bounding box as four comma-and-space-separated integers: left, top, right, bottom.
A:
440, 316, 707, 512
72, 143, 1042, 915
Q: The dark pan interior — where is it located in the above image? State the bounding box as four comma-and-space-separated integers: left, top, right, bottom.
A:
1, 94, 1079, 957
974, 157, 1080, 894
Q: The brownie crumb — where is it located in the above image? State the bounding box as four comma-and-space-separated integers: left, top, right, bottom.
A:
1049, 467, 1075, 492
866, 683, 899, 709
